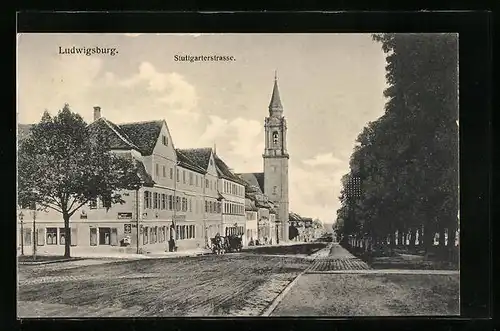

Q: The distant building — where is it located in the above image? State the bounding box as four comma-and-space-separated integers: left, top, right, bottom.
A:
238, 174, 277, 245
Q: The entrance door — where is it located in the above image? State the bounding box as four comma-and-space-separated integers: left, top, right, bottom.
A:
99, 227, 111, 245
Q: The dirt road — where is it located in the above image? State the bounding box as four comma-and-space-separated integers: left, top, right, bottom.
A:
18, 254, 312, 317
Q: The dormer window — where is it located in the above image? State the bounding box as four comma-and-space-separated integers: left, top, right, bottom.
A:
162, 135, 168, 146
273, 131, 279, 145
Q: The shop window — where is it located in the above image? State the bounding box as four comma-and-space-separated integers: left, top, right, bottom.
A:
90, 228, 97, 246
59, 227, 70, 246
143, 226, 149, 244
46, 228, 57, 245
111, 228, 118, 246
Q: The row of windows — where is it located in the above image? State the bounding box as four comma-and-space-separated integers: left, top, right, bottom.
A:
154, 164, 217, 191
23, 228, 77, 246
45, 228, 70, 245
223, 202, 245, 216
205, 200, 222, 214
145, 192, 187, 211
144, 191, 221, 215
225, 226, 244, 236
222, 180, 244, 197
19, 225, 198, 248
176, 224, 196, 240
142, 226, 166, 244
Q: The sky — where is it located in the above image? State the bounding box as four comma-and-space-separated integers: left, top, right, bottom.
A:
17, 33, 388, 224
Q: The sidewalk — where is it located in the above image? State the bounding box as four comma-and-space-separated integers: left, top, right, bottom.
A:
243, 240, 309, 250
21, 248, 213, 261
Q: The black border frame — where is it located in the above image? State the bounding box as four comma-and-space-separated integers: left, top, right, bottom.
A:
6, 10, 493, 331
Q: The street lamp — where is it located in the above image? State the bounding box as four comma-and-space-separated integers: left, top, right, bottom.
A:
31, 205, 37, 261
18, 212, 24, 256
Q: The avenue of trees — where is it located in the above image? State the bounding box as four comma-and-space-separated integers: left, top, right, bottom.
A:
334, 33, 459, 254
18, 105, 142, 257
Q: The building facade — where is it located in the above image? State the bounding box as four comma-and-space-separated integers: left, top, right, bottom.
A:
244, 197, 258, 246
214, 155, 247, 245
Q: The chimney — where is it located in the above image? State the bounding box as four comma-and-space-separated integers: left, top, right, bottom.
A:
93, 106, 101, 121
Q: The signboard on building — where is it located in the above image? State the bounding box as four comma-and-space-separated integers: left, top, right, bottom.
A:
118, 212, 133, 219
173, 215, 186, 222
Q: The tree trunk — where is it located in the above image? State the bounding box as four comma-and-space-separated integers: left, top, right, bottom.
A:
438, 226, 446, 249
389, 232, 396, 247
447, 226, 457, 249
423, 225, 434, 254
408, 229, 415, 249
63, 213, 71, 258
397, 230, 403, 248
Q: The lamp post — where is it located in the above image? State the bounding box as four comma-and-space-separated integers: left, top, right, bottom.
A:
18, 212, 24, 256
31, 206, 37, 261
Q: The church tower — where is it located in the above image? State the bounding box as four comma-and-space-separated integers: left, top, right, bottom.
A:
263, 72, 289, 242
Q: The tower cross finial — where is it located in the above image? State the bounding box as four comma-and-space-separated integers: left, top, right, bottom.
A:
274, 69, 277, 81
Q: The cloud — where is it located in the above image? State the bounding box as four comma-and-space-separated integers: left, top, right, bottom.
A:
124, 33, 142, 37
18, 56, 203, 151
195, 115, 264, 173
17, 55, 104, 123
115, 62, 200, 120
289, 161, 345, 223
303, 152, 343, 167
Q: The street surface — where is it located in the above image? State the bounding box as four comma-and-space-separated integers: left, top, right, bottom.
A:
17, 243, 459, 317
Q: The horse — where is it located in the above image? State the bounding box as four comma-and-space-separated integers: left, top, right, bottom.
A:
211, 236, 225, 255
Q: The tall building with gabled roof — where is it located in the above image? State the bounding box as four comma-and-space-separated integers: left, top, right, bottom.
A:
238, 73, 290, 242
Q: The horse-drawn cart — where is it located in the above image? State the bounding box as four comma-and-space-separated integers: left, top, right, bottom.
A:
211, 235, 243, 254
211, 236, 225, 255
225, 235, 243, 253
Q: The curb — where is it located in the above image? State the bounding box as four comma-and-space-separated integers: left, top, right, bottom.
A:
18, 258, 84, 265
304, 269, 460, 275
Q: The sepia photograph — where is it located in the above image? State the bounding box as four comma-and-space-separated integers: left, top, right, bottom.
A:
16, 33, 459, 317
